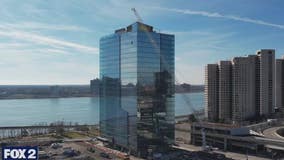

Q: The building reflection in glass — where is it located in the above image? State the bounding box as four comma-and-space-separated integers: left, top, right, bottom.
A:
99, 22, 174, 157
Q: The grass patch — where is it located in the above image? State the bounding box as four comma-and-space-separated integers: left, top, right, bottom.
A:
86, 128, 100, 137
62, 131, 87, 139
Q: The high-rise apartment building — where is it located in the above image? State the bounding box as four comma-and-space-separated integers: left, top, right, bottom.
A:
276, 58, 284, 109
257, 49, 275, 116
205, 64, 219, 122
205, 49, 275, 125
232, 56, 258, 123
99, 22, 175, 157
218, 61, 232, 123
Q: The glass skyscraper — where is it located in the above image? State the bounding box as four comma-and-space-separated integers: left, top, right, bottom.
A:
99, 22, 175, 157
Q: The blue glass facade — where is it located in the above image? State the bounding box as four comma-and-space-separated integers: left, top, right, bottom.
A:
99, 22, 175, 157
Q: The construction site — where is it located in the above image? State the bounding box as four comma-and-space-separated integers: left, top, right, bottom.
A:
0, 119, 238, 160
1, 117, 282, 160
0, 122, 132, 160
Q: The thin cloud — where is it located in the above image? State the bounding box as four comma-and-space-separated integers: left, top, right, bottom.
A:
0, 42, 30, 48
0, 42, 68, 56
0, 22, 91, 32
0, 29, 98, 54
154, 7, 284, 30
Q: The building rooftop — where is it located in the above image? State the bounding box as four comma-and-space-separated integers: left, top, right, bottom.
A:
115, 22, 154, 33
256, 49, 275, 55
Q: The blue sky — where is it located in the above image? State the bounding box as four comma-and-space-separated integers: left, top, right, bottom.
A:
0, 0, 283, 85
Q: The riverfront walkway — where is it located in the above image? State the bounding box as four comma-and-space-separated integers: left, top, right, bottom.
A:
0, 124, 98, 139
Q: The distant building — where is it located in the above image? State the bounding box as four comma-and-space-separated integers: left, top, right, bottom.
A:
99, 22, 175, 157
49, 85, 60, 97
276, 58, 284, 109
205, 64, 219, 122
90, 78, 100, 96
218, 61, 232, 123
175, 83, 204, 93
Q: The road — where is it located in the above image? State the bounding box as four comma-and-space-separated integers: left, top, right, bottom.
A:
262, 126, 284, 140
176, 143, 271, 160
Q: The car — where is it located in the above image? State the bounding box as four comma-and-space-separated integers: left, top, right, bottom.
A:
50, 143, 62, 149
87, 147, 96, 153
100, 152, 111, 159
63, 148, 80, 157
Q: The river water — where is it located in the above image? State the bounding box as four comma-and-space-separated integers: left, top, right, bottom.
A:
0, 92, 204, 126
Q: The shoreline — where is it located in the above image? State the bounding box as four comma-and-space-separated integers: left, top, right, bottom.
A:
0, 91, 204, 100
0, 95, 93, 100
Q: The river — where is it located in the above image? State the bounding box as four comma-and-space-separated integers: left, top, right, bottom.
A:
0, 92, 204, 126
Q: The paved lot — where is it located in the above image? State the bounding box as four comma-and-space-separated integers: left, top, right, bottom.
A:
175, 122, 191, 144
43, 142, 116, 160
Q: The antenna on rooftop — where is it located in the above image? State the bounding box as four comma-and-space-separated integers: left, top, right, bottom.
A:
131, 8, 143, 23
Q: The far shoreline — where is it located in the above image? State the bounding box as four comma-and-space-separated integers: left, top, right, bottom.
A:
0, 91, 204, 100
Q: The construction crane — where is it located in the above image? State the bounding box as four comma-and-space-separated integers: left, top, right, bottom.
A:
130, 7, 199, 122
130, 7, 209, 153
131, 8, 143, 22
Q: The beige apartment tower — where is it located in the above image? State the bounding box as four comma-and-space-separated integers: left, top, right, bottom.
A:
205, 64, 219, 122
257, 49, 275, 117
218, 61, 232, 123
232, 56, 258, 124
205, 49, 276, 125
276, 58, 284, 109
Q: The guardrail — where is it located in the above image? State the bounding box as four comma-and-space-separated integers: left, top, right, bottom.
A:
0, 124, 98, 139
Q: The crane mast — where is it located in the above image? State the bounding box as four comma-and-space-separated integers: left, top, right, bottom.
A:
131, 8, 143, 22
130, 7, 208, 153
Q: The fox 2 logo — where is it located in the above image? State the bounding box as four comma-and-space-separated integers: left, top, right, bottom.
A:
2, 146, 38, 160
